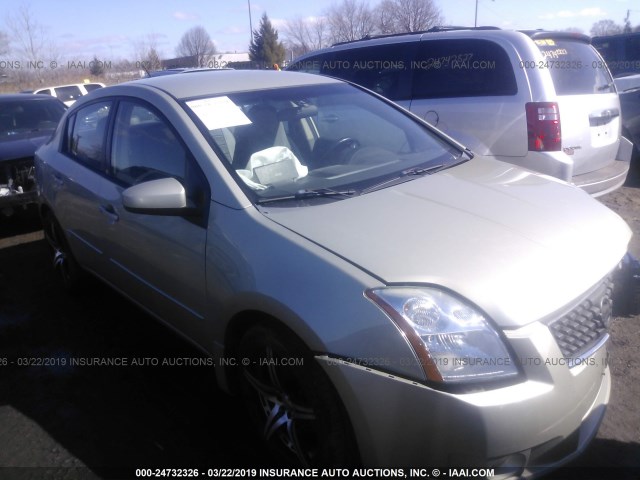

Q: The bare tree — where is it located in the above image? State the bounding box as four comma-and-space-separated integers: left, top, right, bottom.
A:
5, 4, 45, 63
0, 30, 9, 57
284, 16, 329, 57
326, 0, 376, 43
590, 19, 623, 37
623, 12, 631, 33
4, 4, 59, 80
375, 0, 443, 34
562, 27, 585, 34
132, 34, 163, 72
176, 26, 216, 67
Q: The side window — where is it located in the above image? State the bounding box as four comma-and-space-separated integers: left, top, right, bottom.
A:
66, 101, 111, 169
111, 102, 187, 185
84, 83, 104, 93
593, 34, 640, 77
288, 55, 327, 74
321, 45, 412, 100
111, 101, 209, 212
412, 39, 517, 98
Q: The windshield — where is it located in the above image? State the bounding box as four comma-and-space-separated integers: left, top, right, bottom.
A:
0, 99, 66, 140
185, 83, 462, 202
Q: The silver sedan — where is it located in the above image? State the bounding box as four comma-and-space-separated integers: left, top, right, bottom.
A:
35, 70, 630, 476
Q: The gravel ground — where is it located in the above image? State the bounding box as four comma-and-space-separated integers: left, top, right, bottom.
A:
0, 178, 639, 479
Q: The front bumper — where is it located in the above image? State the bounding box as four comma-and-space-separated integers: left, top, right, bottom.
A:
0, 188, 38, 210
317, 335, 610, 478
1, 158, 38, 212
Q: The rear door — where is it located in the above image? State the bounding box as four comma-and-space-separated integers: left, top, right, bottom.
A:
53, 100, 113, 274
534, 37, 620, 175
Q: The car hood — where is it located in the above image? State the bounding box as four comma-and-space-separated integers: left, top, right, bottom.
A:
0, 131, 54, 162
262, 159, 631, 328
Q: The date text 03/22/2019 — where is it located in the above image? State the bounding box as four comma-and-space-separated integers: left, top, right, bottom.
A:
134, 467, 496, 478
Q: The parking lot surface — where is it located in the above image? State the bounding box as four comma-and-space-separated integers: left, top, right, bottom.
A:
0, 189, 639, 478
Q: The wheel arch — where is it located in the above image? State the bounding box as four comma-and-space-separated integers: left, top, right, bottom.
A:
226, 309, 362, 466
222, 308, 315, 394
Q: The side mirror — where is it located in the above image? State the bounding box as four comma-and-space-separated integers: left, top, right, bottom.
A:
122, 177, 190, 215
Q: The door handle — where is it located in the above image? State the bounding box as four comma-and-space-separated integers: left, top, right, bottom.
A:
589, 109, 620, 126
99, 204, 119, 224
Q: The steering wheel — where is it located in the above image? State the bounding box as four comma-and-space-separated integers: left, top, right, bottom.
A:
318, 137, 360, 163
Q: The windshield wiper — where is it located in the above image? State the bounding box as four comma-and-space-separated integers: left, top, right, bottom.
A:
256, 188, 357, 205
403, 164, 447, 176
597, 82, 615, 92
360, 163, 446, 195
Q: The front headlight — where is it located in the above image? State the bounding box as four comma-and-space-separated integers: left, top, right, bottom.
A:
366, 287, 519, 384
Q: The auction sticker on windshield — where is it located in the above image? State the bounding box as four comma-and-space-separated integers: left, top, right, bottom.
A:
186, 96, 251, 130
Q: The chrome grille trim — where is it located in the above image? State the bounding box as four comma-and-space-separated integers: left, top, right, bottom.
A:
547, 276, 613, 365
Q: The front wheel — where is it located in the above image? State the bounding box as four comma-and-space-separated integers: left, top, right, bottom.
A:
237, 325, 358, 466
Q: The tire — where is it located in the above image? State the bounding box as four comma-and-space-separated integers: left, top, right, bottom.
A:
42, 210, 85, 292
237, 324, 359, 466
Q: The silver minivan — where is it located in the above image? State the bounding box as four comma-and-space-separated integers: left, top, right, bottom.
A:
289, 28, 632, 196
35, 70, 631, 476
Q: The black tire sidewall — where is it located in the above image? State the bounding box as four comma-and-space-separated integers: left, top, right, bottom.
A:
42, 210, 84, 292
237, 325, 358, 467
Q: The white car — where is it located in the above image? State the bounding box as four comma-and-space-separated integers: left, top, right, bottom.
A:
33, 82, 105, 106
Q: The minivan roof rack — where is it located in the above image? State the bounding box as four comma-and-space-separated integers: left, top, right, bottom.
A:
332, 26, 502, 46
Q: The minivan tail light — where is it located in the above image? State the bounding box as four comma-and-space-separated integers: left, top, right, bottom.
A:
526, 102, 561, 152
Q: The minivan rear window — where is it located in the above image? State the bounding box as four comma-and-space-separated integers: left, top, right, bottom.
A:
535, 39, 614, 95
412, 39, 517, 99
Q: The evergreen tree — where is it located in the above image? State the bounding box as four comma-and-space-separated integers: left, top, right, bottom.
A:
249, 13, 285, 69
89, 55, 105, 77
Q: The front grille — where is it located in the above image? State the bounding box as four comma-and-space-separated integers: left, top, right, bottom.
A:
548, 276, 613, 360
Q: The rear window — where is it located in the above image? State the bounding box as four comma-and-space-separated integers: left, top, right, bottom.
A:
54, 85, 83, 103
84, 83, 104, 92
534, 39, 614, 95
0, 99, 66, 139
411, 39, 517, 99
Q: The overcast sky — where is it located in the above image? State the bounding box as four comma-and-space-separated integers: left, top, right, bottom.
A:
2, 0, 637, 61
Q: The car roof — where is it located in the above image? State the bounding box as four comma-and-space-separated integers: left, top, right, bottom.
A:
291, 28, 530, 60
593, 31, 640, 41
0, 93, 65, 103
291, 27, 593, 63
129, 69, 343, 99
330, 25, 502, 46
34, 82, 105, 90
